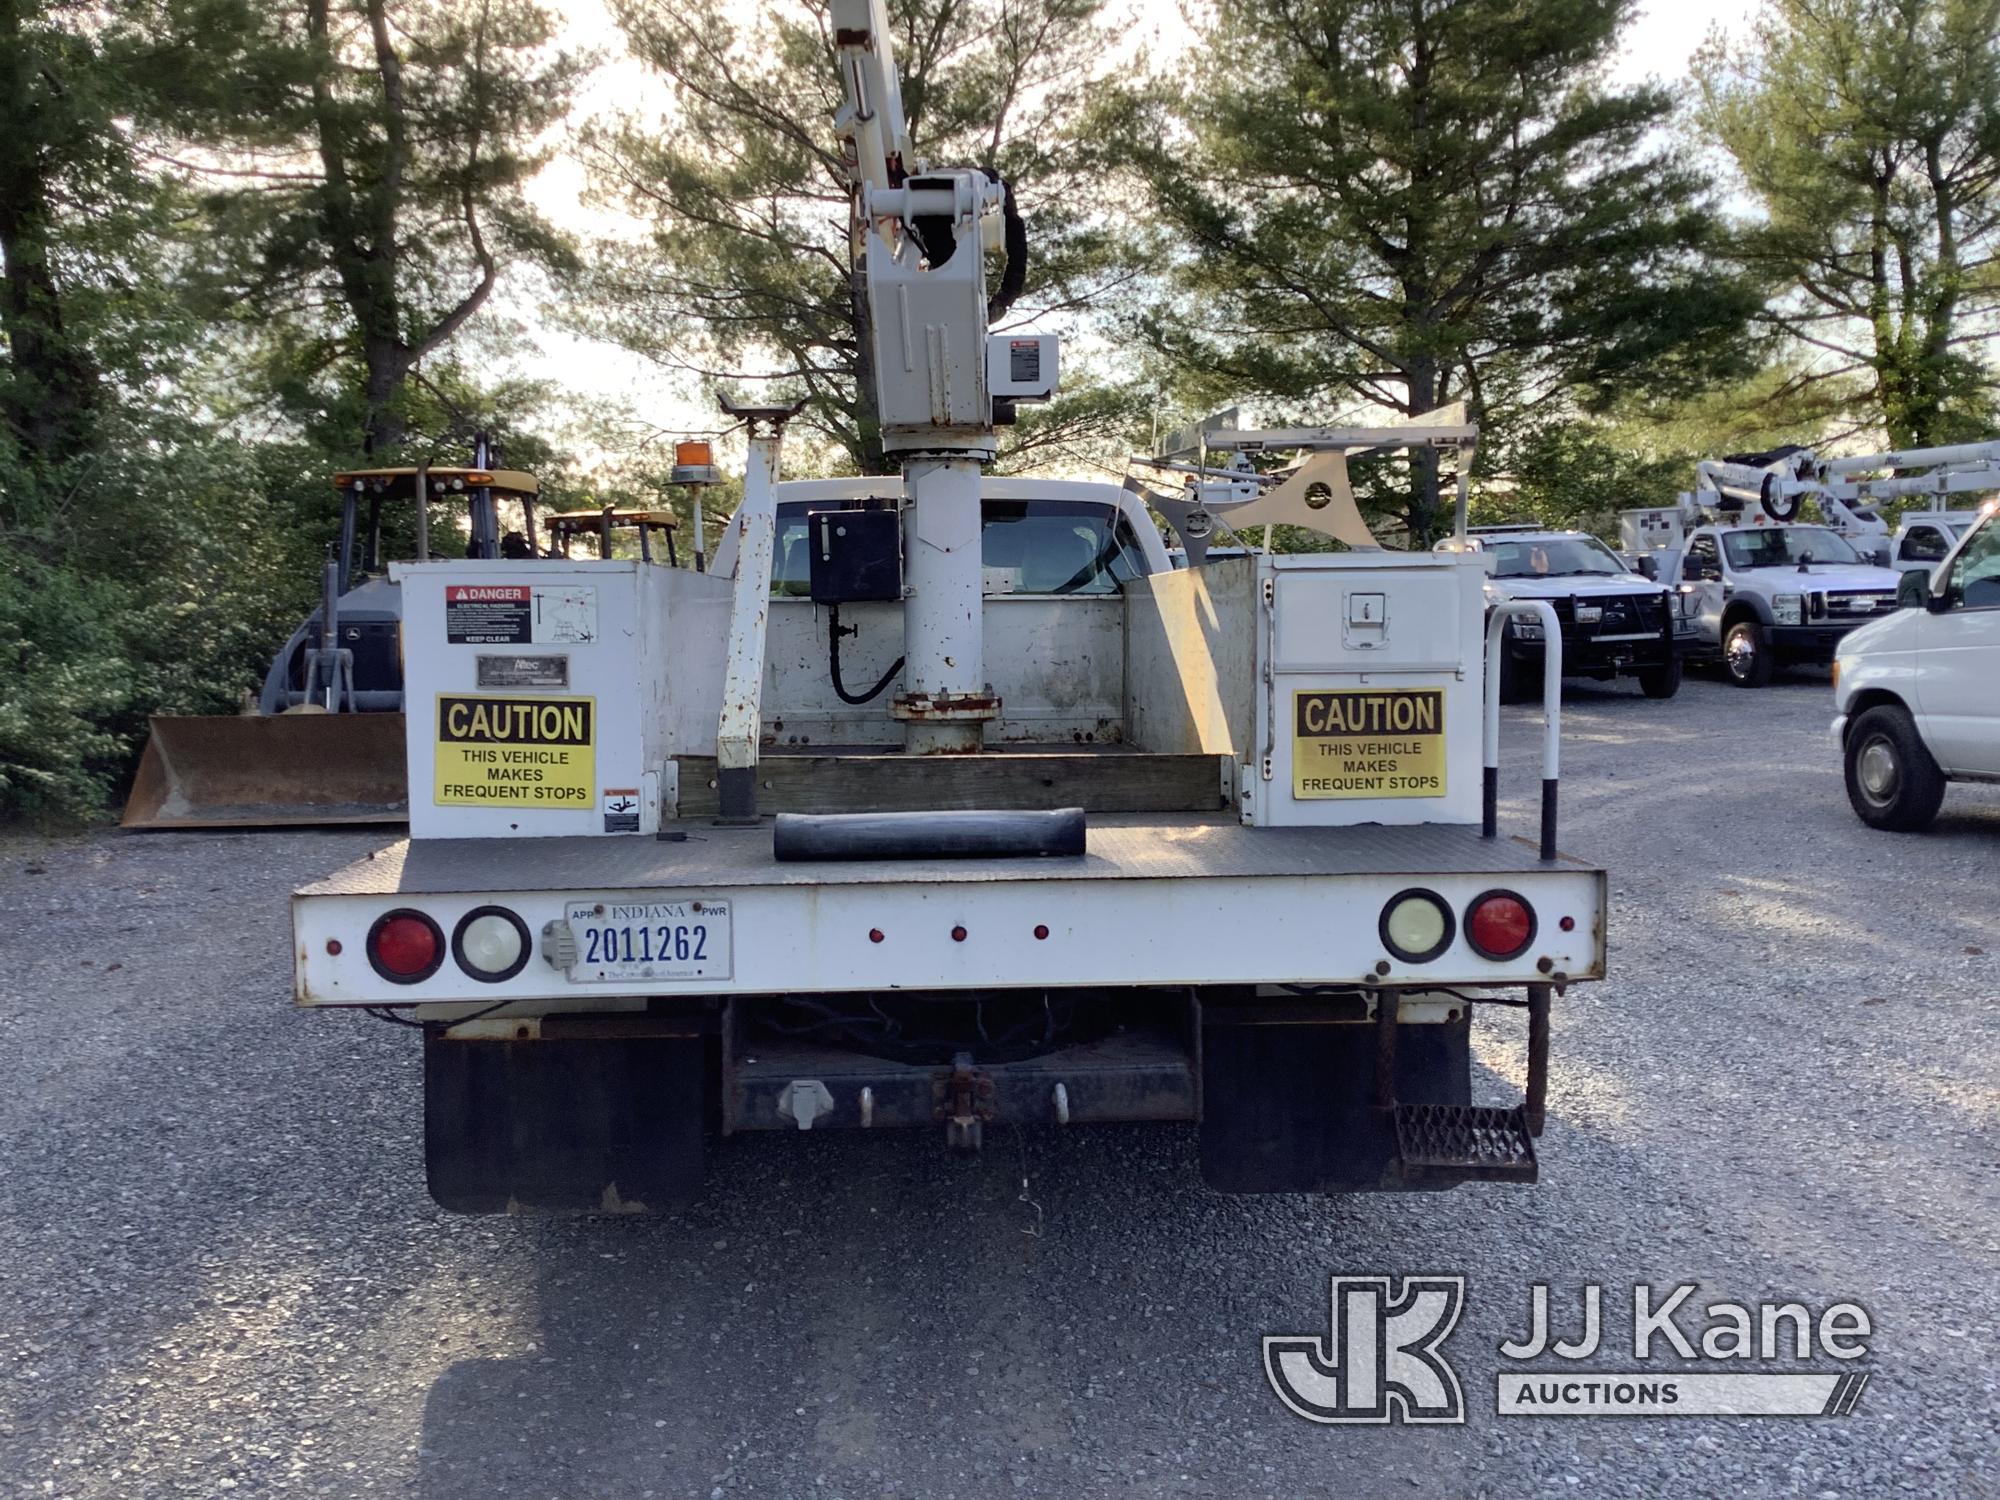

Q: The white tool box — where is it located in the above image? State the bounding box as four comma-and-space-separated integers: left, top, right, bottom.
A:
392, 560, 732, 839
1249, 551, 1485, 828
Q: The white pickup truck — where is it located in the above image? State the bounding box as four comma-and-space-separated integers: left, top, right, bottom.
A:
1833, 501, 2000, 829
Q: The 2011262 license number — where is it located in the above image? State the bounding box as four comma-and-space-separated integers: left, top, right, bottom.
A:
564, 897, 732, 982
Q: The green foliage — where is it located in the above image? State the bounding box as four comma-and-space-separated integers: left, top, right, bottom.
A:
1699, 0, 2000, 447
0, 413, 317, 817
1105, 0, 1762, 541
1479, 422, 1691, 535
146, 0, 586, 454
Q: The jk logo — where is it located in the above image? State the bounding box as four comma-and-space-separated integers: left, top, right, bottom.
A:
1265, 1276, 1467, 1424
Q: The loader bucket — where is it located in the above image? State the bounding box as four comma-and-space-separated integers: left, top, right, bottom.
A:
121, 713, 409, 830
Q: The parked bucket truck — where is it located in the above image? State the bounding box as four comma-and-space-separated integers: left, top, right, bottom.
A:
287, 0, 1606, 1211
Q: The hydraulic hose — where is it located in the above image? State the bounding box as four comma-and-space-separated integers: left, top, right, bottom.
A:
828, 602, 905, 706
987, 176, 1028, 323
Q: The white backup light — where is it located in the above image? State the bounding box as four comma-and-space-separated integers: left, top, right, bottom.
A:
1380, 890, 1455, 964
453, 908, 529, 982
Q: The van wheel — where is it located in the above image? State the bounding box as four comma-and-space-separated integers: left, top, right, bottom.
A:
1844, 705, 1946, 831
1723, 620, 1774, 687
1637, 656, 1682, 699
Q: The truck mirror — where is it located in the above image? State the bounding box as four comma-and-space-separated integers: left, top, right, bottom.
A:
1896, 569, 1930, 609
1634, 555, 1657, 580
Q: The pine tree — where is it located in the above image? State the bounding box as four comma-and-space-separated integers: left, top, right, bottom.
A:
148, 0, 586, 456
1108, 0, 1758, 540
1699, 0, 2000, 446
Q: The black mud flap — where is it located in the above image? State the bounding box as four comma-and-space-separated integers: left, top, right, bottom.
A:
424, 1032, 706, 1214
1199, 1009, 1474, 1194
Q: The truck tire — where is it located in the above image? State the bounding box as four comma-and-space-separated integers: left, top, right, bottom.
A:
1637, 655, 1682, 699
1723, 619, 1774, 687
1844, 705, 1946, 832
1497, 645, 1531, 704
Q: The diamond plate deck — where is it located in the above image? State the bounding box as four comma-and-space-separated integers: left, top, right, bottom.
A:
300, 816, 1595, 898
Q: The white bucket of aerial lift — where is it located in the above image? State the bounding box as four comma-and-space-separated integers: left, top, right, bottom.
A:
393, 558, 731, 840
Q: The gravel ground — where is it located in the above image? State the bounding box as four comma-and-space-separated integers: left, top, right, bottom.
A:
1, 668, 1996, 1500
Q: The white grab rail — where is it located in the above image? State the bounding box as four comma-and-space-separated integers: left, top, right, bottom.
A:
714, 432, 781, 821
1482, 600, 1562, 861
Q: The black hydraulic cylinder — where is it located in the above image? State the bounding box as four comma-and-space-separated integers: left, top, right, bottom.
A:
773, 807, 1086, 862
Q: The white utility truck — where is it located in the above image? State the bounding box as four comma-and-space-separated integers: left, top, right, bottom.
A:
1888, 510, 1979, 576
1441, 526, 1687, 699
287, 0, 1606, 1212
1834, 498, 2000, 830
1619, 442, 2000, 686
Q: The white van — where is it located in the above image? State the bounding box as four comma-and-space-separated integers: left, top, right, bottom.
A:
1833, 501, 2000, 829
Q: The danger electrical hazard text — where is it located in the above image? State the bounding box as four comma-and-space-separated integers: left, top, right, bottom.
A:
1292, 688, 1446, 800
445, 585, 531, 644
434, 694, 595, 808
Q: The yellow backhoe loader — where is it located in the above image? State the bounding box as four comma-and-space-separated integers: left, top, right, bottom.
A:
123, 440, 544, 829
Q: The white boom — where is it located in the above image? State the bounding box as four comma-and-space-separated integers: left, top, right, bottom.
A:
829, 0, 1056, 753
1685, 439, 2000, 542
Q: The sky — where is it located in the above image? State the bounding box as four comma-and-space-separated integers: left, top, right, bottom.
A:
514, 0, 1753, 460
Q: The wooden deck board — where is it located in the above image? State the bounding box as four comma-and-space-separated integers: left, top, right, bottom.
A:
671, 751, 1229, 817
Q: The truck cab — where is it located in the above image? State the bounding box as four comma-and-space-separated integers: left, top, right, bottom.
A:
1449, 527, 1686, 699
1676, 521, 1903, 687
1889, 511, 1976, 575
1834, 501, 2000, 829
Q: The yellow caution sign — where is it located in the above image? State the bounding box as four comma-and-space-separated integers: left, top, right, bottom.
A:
434, 694, 595, 808
1293, 688, 1446, 799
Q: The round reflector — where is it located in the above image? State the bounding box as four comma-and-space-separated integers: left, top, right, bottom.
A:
1378, 888, 1454, 964
367, 910, 444, 983
1465, 890, 1536, 961
452, 906, 530, 983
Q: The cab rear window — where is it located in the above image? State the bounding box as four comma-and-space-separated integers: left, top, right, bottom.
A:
771, 499, 1146, 596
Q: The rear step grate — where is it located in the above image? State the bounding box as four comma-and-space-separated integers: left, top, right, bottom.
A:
1393, 1103, 1538, 1183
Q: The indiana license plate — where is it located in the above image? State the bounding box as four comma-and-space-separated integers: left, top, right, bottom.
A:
564, 897, 732, 982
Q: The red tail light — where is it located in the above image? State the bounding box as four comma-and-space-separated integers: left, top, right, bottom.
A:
367, 909, 444, 983
1465, 890, 1536, 961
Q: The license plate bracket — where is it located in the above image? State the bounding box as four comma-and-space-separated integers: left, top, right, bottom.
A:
564, 896, 733, 982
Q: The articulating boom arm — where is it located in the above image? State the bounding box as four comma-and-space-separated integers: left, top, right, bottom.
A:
831, 0, 916, 198
1687, 439, 2000, 538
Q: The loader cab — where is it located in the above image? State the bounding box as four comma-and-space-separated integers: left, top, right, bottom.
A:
262, 466, 545, 715
544, 507, 682, 567
330, 466, 545, 590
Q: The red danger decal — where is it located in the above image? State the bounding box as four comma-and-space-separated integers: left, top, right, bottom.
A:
446, 585, 530, 602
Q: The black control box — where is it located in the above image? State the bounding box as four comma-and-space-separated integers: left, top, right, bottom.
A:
807, 509, 902, 603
